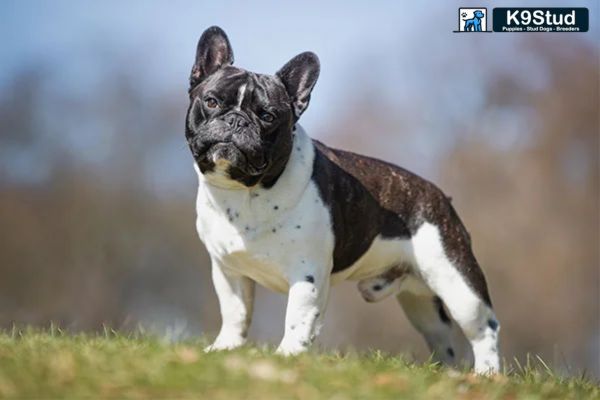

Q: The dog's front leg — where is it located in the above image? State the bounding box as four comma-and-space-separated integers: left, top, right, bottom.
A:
276, 270, 330, 355
205, 258, 255, 352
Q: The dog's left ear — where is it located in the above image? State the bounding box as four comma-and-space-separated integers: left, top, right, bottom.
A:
276, 52, 320, 120
190, 26, 234, 91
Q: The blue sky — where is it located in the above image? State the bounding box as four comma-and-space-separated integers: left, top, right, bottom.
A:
1, 0, 596, 127
0, 1, 597, 192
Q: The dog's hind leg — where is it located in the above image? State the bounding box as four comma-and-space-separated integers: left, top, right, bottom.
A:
410, 222, 500, 374
397, 275, 473, 368
359, 267, 472, 368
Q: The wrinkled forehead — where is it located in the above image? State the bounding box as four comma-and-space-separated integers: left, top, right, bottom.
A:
191, 66, 289, 105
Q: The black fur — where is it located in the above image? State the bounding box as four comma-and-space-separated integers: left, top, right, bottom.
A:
434, 296, 452, 325
310, 141, 492, 306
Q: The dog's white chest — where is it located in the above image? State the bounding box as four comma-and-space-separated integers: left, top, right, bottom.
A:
194, 127, 334, 292
195, 198, 287, 291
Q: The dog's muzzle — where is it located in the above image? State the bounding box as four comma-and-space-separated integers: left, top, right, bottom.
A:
193, 138, 267, 176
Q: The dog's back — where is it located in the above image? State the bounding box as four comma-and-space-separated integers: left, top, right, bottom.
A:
312, 140, 491, 305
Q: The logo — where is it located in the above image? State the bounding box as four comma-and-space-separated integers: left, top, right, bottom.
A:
455, 8, 491, 32
453, 7, 589, 33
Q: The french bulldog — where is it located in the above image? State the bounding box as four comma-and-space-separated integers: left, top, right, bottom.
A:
185, 26, 500, 373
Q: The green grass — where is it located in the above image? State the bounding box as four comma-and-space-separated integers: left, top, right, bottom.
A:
0, 329, 597, 399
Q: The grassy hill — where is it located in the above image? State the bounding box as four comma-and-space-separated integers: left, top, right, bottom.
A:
0, 330, 597, 399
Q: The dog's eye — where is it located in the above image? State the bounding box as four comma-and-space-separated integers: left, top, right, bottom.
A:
205, 97, 218, 109
259, 111, 275, 123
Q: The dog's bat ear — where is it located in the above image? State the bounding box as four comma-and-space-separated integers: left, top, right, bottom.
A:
189, 26, 234, 91
276, 52, 320, 120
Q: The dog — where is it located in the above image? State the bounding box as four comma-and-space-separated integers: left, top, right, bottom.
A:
463, 10, 485, 31
185, 26, 500, 374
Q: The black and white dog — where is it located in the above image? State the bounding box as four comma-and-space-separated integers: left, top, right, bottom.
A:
186, 26, 499, 373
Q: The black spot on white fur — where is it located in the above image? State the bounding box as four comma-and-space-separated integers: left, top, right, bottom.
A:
434, 296, 451, 325
226, 207, 237, 222
305, 275, 314, 283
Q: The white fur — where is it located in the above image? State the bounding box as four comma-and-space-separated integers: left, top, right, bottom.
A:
410, 223, 500, 373
235, 84, 247, 110
204, 257, 255, 351
196, 126, 333, 353
195, 126, 499, 373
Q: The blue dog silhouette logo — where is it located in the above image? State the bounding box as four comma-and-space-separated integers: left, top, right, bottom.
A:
456, 8, 489, 32
463, 10, 485, 31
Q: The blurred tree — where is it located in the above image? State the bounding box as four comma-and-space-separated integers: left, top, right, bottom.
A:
440, 38, 599, 374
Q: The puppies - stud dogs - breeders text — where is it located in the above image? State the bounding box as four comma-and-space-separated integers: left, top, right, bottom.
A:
185, 26, 500, 374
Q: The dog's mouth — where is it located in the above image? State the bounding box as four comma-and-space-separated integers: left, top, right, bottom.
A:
197, 142, 267, 175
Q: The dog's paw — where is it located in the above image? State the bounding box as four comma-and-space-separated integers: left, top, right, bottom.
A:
358, 278, 392, 303
474, 363, 500, 375
204, 335, 245, 352
275, 339, 310, 356
275, 344, 306, 356
357, 274, 403, 303
473, 356, 500, 375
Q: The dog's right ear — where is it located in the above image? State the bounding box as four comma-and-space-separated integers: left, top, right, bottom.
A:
189, 26, 234, 91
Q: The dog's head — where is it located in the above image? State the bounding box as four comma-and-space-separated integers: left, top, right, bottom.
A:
186, 26, 320, 188
473, 10, 485, 19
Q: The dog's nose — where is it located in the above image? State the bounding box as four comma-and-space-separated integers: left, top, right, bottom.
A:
225, 114, 249, 129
